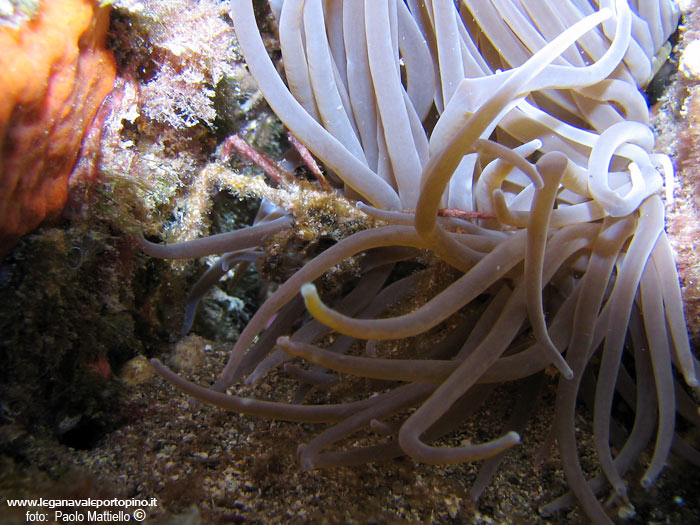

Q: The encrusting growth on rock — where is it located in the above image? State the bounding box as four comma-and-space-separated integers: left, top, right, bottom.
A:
0, 0, 116, 256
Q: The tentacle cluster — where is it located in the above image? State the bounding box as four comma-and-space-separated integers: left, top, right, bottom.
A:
143, 1, 698, 522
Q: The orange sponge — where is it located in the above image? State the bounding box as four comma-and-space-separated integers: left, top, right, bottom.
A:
0, 0, 116, 256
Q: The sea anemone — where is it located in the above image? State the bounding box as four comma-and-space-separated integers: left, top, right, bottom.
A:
142, 1, 699, 522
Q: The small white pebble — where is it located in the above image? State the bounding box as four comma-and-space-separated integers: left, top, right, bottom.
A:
680, 40, 700, 79
0, 0, 14, 18
617, 503, 636, 520
444, 496, 461, 519
676, 0, 696, 13
119, 355, 155, 385
170, 334, 207, 372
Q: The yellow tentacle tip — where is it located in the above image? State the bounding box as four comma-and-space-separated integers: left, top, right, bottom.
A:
300, 282, 327, 322
300, 283, 320, 308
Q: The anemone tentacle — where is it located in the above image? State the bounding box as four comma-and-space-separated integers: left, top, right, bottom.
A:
142, 2, 697, 522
